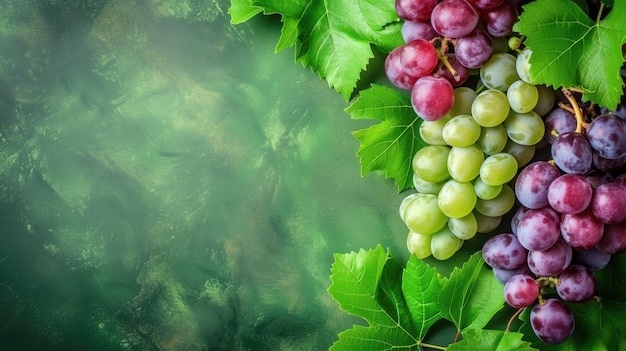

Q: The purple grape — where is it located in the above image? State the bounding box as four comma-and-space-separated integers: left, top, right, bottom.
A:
482, 233, 527, 270
510, 206, 529, 235
515, 161, 561, 209
400, 39, 439, 78
530, 298, 575, 344
597, 222, 626, 254
560, 208, 603, 249
556, 265, 596, 303
527, 238, 572, 277
584, 169, 614, 188
503, 273, 539, 308
385, 46, 418, 90
430, 0, 479, 38
547, 174, 592, 214
586, 114, 626, 159
479, 1, 518, 37
468, 0, 504, 10
436, 54, 469, 87
516, 207, 561, 251
454, 29, 493, 69
615, 173, 626, 187
551, 132, 593, 174
544, 107, 577, 144
412, 76, 455, 121
592, 152, 626, 173
591, 183, 626, 224
493, 264, 531, 284
402, 21, 438, 43
573, 247, 611, 270
396, 0, 437, 22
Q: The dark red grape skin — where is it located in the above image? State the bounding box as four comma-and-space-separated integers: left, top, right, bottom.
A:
560, 208, 603, 249
504, 273, 539, 308
530, 298, 575, 344
551, 132, 593, 175
573, 247, 611, 270
591, 183, 626, 224
454, 29, 493, 69
586, 114, 626, 160
436, 54, 469, 87
385, 46, 419, 90
479, 1, 518, 37
556, 265, 596, 303
544, 107, 577, 144
527, 238, 572, 277
515, 161, 560, 209
396, 0, 437, 22
547, 174, 592, 214
596, 222, 626, 254
482, 233, 527, 270
402, 21, 438, 43
431, 0, 479, 38
516, 207, 561, 251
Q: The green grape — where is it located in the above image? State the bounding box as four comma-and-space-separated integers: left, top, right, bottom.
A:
474, 177, 502, 200
474, 210, 502, 233
407, 230, 432, 259
471, 89, 510, 127
413, 173, 446, 195
430, 226, 463, 260
402, 193, 448, 235
447, 145, 484, 182
475, 184, 515, 217
438, 179, 477, 218
399, 193, 419, 220
480, 53, 520, 92
533, 85, 556, 117
448, 87, 477, 117
412, 145, 450, 182
503, 139, 536, 168
504, 110, 545, 145
419, 116, 451, 145
476, 124, 508, 155
448, 212, 477, 240
507, 80, 538, 113
480, 153, 518, 186
443, 114, 481, 147
516, 48, 533, 84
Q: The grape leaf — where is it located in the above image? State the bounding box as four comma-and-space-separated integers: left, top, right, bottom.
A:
402, 254, 443, 340
228, 0, 262, 24
447, 329, 537, 351
228, 0, 404, 100
437, 253, 505, 331
348, 84, 425, 192
513, 0, 626, 109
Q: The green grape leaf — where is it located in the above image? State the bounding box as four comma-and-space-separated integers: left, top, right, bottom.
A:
348, 84, 426, 192
228, 0, 262, 24
402, 255, 443, 340
447, 329, 537, 351
513, 0, 626, 109
438, 253, 505, 331
229, 0, 403, 100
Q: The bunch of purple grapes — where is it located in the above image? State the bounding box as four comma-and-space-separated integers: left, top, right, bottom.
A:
386, 0, 518, 121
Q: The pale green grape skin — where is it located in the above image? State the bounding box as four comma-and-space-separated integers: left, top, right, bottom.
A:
471, 89, 510, 127
474, 177, 502, 200
475, 184, 515, 217
476, 124, 508, 155
448, 87, 477, 117
474, 210, 503, 233
447, 145, 484, 182
430, 226, 463, 260
507, 80, 538, 113
413, 173, 446, 195
533, 85, 556, 117
480, 53, 521, 91
448, 213, 477, 240
399, 193, 419, 221
412, 145, 450, 182
407, 230, 432, 259
402, 193, 448, 235
516, 49, 534, 84
504, 110, 545, 145
419, 116, 451, 145
503, 139, 536, 168
480, 153, 518, 186
438, 179, 477, 218
443, 115, 481, 147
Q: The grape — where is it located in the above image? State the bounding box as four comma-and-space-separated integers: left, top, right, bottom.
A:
401, 193, 448, 235
474, 210, 502, 233
560, 208, 603, 249
515, 49, 533, 84
616, 173, 626, 187
493, 265, 530, 284
437, 54, 470, 87
419, 116, 451, 145
396, 0, 438, 22
402, 21, 438, 43
476, 124, 508, 155
573, 247, 611, 270
502, 140, 535, 167
447, 145, 484, 182
399, 193, 419, 219
479, 153, 518, 186
516, 207, 561, 251
482, 233, 527, 270
413, 173, 446, 194
480, 53, 520, 91
530, 298, 575, 344
448, 87, 477, 117
507, 80, 539, 113
412, 76, 455, 121
474, 177, 502, 200
468, 0, 504, 10
596, 222, 626, 254
503, 273, 539, 308
551, 132, 593, 174
544, 107, 577, 144
586, 114, 626, 159
533, 85, 556, 117
430, 226, 463, 260
592, 152, 626, 173
438, 179, 477, 218
556, 265, 596, 303
504, 110, 545, 145
407, 230, 432, 259
475, 183, 515, 217
454, 29, 493, 69
412, 145, 450, 182
547, 174, 592, 214
591, 183, 626, 223
448, 212, 477, 240
442, 114, 481, 147
510, 206, 528, 235
400, 39, 439, 78
479, 1, 518, 37
430, 0, 479, 38
527, 238, 572, 277
384, 46, 418, 90
515, 161, 561, 209
471, 89, 510, 127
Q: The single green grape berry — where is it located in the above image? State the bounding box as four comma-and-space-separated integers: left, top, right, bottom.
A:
407, 230, 432, 259
430, 226, 463, 260
448, 145, 484, 182
475, 184, 515, 217
412, 145, 450, 182
402, 193, 448, 235
448, 212, 478, 240
472, 89, 510, 127
504, 110, 545, 145
438, 179, 477, 219
480, 153, 518, 186
442, 114, 481, 147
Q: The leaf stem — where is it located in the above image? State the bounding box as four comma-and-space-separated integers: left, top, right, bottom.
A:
561, 87, 588, 133
596, 2, 605, 23
419, 342, 447, 351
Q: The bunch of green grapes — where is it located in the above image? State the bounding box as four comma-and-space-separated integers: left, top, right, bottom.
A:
401, 51, 555, 260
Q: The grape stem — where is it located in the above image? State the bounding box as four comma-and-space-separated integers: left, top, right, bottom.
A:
561, 87, 588, 133
505, 307, 525, 333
